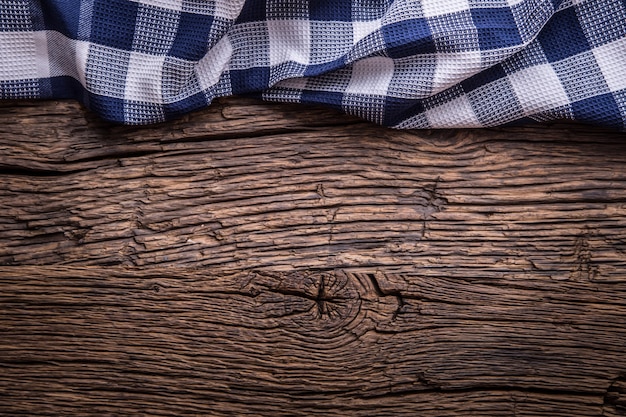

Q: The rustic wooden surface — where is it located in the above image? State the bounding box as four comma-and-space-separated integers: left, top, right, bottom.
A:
1, 98, 625, 416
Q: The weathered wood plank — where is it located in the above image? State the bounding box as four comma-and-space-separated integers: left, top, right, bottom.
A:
1, 99, 625, 415
0, 98, 363, 171
1, 266, 625, 416
1, 100, 625, 275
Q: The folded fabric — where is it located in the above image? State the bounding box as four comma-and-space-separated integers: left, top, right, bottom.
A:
1, 0, 625, 129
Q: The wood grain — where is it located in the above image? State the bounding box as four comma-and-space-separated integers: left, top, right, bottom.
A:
1, 99, 626, 275
1, 266, 625, 416
0, 98, 625, 415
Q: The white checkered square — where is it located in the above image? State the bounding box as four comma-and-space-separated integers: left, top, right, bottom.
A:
346, 57, 394, 95
125, 51, 165, 102
43, 32, 82, 82
33, 31, 50, 79
468, 0, 510, 6
74, 40, 91, 86
423, 0, 470, 17
352, 19, 381, 46
212, 0, 245, 19
131, 0, 182, 12
433, 51, 483, 94
0, 31, 36, 81
508, 63, 570, 113
268, 19, 310, 66
480, 48, 516, 68
395, 113, 430, 129
426, 93, 481, 127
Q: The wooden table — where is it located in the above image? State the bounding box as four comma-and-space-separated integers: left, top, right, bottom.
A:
1, 98, 625, 415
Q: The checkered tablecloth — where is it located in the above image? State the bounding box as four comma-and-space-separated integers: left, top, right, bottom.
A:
1, 0, 625, 129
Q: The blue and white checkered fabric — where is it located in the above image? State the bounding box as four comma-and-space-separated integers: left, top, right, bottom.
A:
1, 0, 625, 129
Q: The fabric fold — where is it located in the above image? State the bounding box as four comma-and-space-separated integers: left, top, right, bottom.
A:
0, 0, 624, 129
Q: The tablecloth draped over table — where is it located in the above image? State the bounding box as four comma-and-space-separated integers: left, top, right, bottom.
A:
1, 0, 625, 129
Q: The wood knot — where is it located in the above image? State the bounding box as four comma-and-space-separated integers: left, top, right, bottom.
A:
249, 270, 361, 330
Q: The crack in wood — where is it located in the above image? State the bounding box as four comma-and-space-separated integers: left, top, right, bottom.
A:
315, 274, 327, 319
363, 384, 598, 398
367, 272, 408, 321
568, 229, 600, 282
416, 371, 441, 390
422, 176, 447, 238
604, 375, 626, 416
316, 183, 327, 199
326, 207, 340, 253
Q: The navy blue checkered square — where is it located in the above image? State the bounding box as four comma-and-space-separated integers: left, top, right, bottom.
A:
91, 0, 138, 50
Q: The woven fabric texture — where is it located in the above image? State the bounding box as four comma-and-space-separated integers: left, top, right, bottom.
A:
1, 0, 625, 129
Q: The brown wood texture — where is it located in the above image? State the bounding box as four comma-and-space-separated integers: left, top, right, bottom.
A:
1, 98, 626, 416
